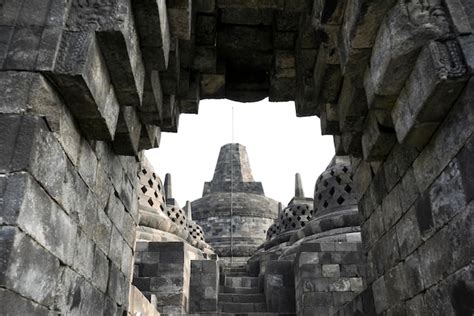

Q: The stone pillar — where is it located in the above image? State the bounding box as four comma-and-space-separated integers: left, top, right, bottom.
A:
264, 260, 296, 313
295, 173, 305, 198
189, 260, 219, 313
294, 242, 366, 316
133, 241, 204, 314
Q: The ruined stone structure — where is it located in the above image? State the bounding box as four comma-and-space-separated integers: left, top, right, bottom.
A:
0, 0, 473, 315
192, 143, 279, 261
248, 157, 364, 315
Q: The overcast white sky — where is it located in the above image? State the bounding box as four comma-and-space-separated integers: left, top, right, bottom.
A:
145, 98, 335, 206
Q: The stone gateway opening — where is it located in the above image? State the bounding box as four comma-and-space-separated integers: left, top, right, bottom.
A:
0, 0, 473, 316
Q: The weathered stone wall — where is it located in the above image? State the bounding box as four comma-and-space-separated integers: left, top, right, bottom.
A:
294, 242, 366, 316
1, 0, 473, 314
353, 80, 474, 315
0, 72, 139, 314
189, 260, 219, 313
304, 1, 474, 314
133, 241, 205, 314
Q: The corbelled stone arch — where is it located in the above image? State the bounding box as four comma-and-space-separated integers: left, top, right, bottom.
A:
0, 0, 472, 315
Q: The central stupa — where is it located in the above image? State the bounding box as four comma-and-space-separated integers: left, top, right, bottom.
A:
191, 144, 279, 263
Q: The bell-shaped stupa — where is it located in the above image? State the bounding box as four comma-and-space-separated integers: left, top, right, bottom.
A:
191, 144, 279, 262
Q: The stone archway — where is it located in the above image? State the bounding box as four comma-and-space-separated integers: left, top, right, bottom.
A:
0, 0, 473, 315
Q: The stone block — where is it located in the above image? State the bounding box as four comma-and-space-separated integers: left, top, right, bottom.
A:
303, 292, 333, 307
393, 40, 469, 148
456, 135, 474, 203
108, 264, 128, 306
396, 205, 422, 259
0, 115, 24, 172
160, 39, 181, 95
0, 226, 60, 307
221, 6, 273, 25
61, 161, 88, 220
0, 72, 60, 129
362, 111, 396, 161
381, 184, 402, 231
93, 203, 113, 256
67, 2, 146, 108
274, 31, 297, 49
0, 287, 52, 315
322, 264, 340, 278
403, 252, 425, 298
196, 0, 215, 12
196, 14, 217, 45
140, 70, 163, 125
370, 1, 450, 97
3, 26, 45, 70
444, 0, 473, 35
418, 224, 453, 288
109, 226, 125, 270
362, 206, 384, 250
339, 0, 398, 78
341, 131, 363, 158
167, 0, 193, 40
320, 103, 340, 135
129, 285, 161, 316
192, 45, 217, 73
338, 76, 368, 133
406, 294, 427, 315
160, 94, 180, 132
135, 0, 170, 71
412, 77, 474, 193
313, 45, 343, 109
139, 125, 162, 150
459, 35, 474, 74
0, 115, 66, 202
55, 267, 105, 315
428, 160, 466, 229
370, 230, 400, 277
57, 103, 82, 166
45, 31, 120, 141
372, 276, 388, 314
179, 75, 200, 114
269, 75, 296, 102
1, 172, 77, 266
92, 247, 110, 293
190, 260, 218, 312
353, 160, 372, 199
113, 106, 142, 156
121, 244, 134, 276
78, 140, 98, 189
399, 168, 419, 212
200, 73, 225, 98
72, 228, 95, 280
218, 25, 272, 52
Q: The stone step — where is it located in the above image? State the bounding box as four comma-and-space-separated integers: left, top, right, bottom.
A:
219, 302, 266, 313
224, 276, 259, 288
223, 271, 248, 277
218, 293, 265, 303
220, 286, 261, 294
222, 267, 247, 273
185, 313, 295, 315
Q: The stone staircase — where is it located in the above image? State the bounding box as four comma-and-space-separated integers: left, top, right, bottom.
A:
216, 265, 295, 316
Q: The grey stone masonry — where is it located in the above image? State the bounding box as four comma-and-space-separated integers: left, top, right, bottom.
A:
0, 0, 473, 315
294, 242, 366, 316
192, 143, 279, 258
204, 143, 264, 196
189, 260, 219, 313
133, 241, 205, 314
0, 71, 138, 314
